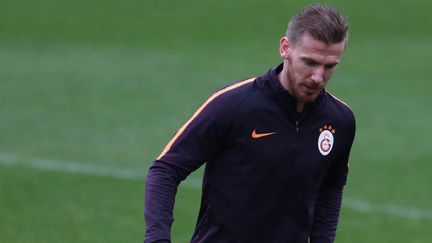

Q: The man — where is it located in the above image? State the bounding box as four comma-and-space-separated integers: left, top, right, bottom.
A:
145, 3, 355, 243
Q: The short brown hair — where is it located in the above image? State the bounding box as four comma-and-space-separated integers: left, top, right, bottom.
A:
286, 4, 348, 46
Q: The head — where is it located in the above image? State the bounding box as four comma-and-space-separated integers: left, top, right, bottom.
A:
278, 4, 349, 107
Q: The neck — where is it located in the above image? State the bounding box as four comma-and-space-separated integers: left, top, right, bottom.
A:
277, 68, 290, 91
296, 102, 305, 113
277, 66, 305, 113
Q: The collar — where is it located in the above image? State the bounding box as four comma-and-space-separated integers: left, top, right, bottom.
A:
258, 63, 326, 118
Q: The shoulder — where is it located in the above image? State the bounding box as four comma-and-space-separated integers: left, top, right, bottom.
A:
202, 77, 258, 114
214, 77, 257, 101
183, 77, 258, 131
324, 91, 356, 133
325, 91, 355, 118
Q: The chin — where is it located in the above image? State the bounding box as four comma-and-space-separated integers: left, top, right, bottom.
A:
298, 95, 319, 104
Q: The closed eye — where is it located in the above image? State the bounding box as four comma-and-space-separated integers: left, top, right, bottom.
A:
301, 57, 319, 67
301, 57, 339, 69
324, 63, 338, 70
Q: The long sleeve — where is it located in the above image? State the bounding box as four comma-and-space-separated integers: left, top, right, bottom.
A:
310, 152, 348, 243
310, 151, 348, 243
309, 184, 343, 243
310, 111, 356, 243
144, 85, 240, 242
145, 162, 187, 242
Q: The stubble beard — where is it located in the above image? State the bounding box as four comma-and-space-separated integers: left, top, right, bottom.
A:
285, 61, 318, 105
286, 58, 323, 104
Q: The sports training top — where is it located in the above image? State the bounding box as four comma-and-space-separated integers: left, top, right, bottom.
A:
145, 64, 356, 243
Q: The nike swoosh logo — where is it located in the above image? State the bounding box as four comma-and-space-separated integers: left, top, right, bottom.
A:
251, 129, 277, 139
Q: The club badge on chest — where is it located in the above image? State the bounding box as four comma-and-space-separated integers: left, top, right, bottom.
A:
318, 125, 335, 156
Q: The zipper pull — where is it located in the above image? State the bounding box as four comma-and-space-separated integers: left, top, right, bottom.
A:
296, 120, 299, 132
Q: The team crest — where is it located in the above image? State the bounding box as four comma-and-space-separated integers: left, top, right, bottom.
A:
318, 125, 336, 156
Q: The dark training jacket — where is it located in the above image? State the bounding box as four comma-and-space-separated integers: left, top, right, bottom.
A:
145, 64, 356, 243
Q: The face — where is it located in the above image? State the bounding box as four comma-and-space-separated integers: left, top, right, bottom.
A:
279, 33, 345, 104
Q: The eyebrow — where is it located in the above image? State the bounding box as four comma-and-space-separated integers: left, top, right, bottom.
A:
300, 56, 339, 67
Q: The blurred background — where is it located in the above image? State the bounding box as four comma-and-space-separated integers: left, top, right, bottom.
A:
0, 0, 431, 242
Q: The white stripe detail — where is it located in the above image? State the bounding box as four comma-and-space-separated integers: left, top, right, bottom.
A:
0, 152, 144, 180
0, 151, 201, 188
0, 151, 431, 220
343, 198, 432, 220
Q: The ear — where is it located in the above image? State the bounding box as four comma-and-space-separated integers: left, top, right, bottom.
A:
279, 37, 291, 59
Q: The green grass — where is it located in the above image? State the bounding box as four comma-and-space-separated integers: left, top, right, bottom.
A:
0, 0, 431, 242
0, 166, 143, 242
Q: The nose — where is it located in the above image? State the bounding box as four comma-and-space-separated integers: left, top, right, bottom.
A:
311, 66, 324, 84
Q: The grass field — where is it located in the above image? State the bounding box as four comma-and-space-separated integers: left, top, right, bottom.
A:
0, 0, 431, 242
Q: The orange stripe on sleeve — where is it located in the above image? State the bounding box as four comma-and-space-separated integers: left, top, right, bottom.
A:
327, 91, 353, 111
157, 77, 256, 160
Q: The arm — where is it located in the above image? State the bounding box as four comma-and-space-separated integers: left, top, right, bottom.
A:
145, 160, 190, 242
144, 91, 234, 242
310, 117, 356, 243
309, 182, 344, 243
